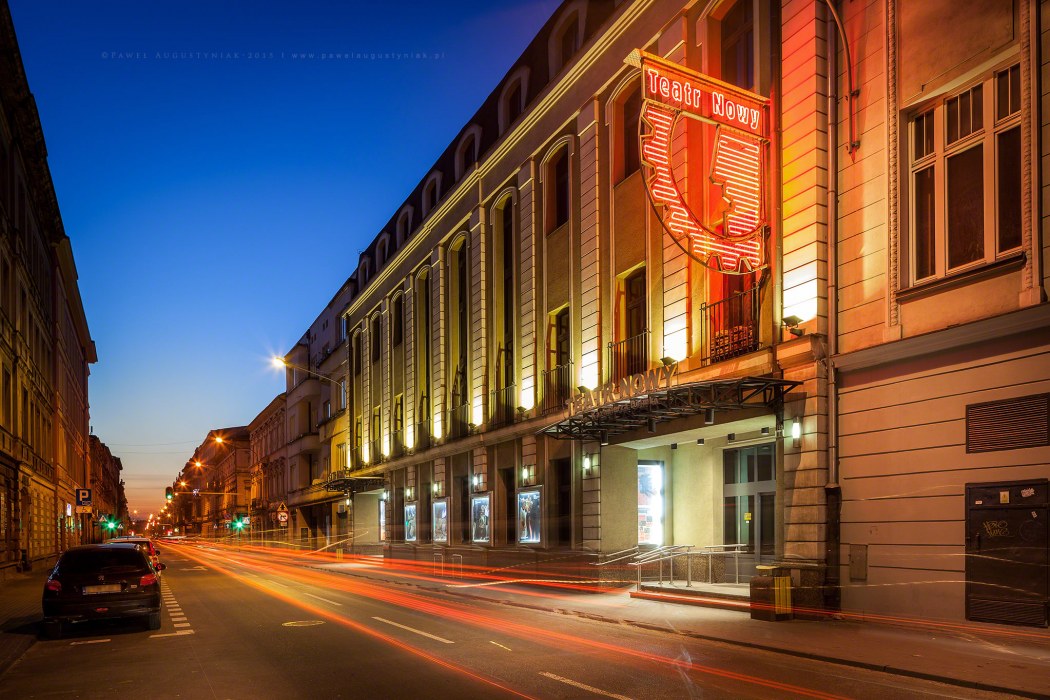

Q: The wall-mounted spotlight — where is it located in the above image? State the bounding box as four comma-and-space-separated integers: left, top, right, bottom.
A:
577, 385, 589, 394
782, 315, 805, 337
705, 408, 715, 425
727, 433, 736, 442
600, 430, 609, 446
583, 454, 592, 473
471, 474, 480, 487
791, 418, 802, 447
660, 357, 676, 366
647, 417, 657, 433
670, 443, 678, 450
760, 426, 771, 436
696, 438, 705, 446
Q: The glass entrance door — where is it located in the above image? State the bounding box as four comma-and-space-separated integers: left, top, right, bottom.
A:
723, 444, 776, 576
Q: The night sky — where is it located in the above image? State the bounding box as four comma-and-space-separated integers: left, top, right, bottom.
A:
8, 0, 560, 517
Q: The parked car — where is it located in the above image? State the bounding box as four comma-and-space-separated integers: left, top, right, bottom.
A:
41, 543, 165, 638
107, 536, 161, 570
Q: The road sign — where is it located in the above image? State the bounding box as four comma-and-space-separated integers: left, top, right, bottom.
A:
74, 505, 92, 514
76, 489, 92, 506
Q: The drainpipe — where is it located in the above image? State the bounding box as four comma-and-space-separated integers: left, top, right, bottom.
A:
824, 0, 842, 612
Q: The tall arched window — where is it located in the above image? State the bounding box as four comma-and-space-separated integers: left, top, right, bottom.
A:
545, 146, 571, 233
621, 86, 641, 180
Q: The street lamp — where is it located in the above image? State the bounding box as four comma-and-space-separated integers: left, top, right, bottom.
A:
272, 355, 346, 408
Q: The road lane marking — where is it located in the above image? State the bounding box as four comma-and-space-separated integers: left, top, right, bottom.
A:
282, 620, 325, 627
372, 617, 454, 644
539, 672, 635, 700
150, 630, 195, 638
302, 592, 343, 606
490, 641, 513, 651
70, 639, 111, 646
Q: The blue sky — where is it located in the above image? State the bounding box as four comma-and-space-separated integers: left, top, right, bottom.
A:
9, 0, 561, 517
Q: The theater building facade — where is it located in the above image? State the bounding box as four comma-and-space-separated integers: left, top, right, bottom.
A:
333, 0, 1049, 624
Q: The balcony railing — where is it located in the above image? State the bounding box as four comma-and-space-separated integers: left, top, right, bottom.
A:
608, 329, 649, 382
542, 361, 573, 415
701, 285, 760, 366
489, 384, 516, 429
445, 401, 470, 440
414, 419, 431, 451
389, 429, 406, 459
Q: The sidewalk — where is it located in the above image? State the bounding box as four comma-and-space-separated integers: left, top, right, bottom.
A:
314, 560, 1050, 699
0, 569, 47, 675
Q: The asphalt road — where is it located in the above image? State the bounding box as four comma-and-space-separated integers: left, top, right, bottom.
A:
0, 544, 1020, 699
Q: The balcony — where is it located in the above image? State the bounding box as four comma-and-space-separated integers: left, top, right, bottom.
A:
489, 384, 516, 429
608, 329, 649, 382
542, 362, 573, 415
701, 285, 760, 366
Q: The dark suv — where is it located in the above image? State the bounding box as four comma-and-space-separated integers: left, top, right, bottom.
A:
41, 542, 165, 638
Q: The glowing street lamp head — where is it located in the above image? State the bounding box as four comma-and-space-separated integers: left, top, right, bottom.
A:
272, 355, 286, 369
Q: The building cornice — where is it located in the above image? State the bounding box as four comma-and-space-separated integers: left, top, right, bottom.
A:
834, 304, 1050, 373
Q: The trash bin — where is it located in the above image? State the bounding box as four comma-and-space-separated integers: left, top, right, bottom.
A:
750, 564, 792, 621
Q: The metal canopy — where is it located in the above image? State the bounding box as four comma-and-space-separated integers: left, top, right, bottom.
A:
539, 376, 800, 442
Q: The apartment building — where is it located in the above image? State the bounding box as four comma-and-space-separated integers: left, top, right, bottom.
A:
0, 0, 96, 575
247, 393, 287, 542
278, 280, 355, 552
178, 427, 249, 538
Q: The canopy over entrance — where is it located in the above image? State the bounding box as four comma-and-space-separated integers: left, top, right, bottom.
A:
540, 376, 800, 443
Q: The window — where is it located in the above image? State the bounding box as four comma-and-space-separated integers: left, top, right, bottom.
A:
546, 148, 570, 232
396, 208, 412, 245
625, 268, 646, 340
339, 379, 346, 410
554, 307, 570, 368
370, 315, 381, 362
621, 87, 642, 180
323, 401, 331, 419
377, 238, 389, 268
506, 81, 523, 127
353, 334, 362, 376
340, 316, 348, 342
720, 1, 754, 91
392, 296, 404, 347
908, 65, 1022, 285
500, 200, 515, 387
423, 173, 441, 216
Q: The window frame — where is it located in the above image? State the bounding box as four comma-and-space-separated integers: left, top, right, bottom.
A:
906, 63, 1023, 287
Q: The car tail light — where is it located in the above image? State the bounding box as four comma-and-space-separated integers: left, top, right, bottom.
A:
45, 579, 61, 593
140, 573, 158, 587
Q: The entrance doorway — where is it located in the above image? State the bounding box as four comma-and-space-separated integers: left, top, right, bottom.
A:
723, 444, 776, 579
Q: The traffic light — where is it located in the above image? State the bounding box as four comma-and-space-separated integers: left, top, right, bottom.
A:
99, 514, 118, 532
165, 486, 173, 501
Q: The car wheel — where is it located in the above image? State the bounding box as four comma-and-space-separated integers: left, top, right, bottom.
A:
41, 619, 63, 640
147, 611, 161, 630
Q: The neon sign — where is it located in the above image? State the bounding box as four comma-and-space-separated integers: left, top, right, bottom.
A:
627, 50, 770, 273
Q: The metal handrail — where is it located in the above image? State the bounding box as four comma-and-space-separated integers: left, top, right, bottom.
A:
627, 545, 693, 587
589, 546, 639, 566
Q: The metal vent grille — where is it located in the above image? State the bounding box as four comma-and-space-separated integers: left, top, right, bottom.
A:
967, 394, 1050, 453
968, 598, 1048, 627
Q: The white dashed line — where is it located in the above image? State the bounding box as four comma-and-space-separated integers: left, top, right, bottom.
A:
302, 592, 343, 606
371, 617, 454, 644
539, 673, 635, 700
70, 639, 111, 646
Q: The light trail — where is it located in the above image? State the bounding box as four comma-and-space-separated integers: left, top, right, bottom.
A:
168, 542, 850, 700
